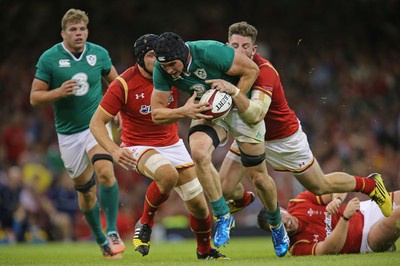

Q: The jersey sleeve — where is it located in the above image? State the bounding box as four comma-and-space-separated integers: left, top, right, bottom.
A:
99, 48, 112, 76
253, 63, 278, 96
35, 52, 52, 83
204, 43, 235, 72
153, 63, 173, 92
99, 79, 125, 116
291, 241, 318, 256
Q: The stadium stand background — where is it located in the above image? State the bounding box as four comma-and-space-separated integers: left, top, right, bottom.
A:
0, 0, 399, 242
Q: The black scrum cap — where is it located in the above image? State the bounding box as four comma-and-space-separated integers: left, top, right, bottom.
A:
134, 34, 159, 69
154, 32, 188, 64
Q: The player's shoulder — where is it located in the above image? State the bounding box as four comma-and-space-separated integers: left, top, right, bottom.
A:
254, 53, 279, 76
85, 42, 109, 55
40, 43, 64, 58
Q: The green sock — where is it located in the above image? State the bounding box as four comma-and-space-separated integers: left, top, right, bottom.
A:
263, 202, 282, 227
82, 202, 107, 245
210, 196, 230, 217
99, 181, 119, 234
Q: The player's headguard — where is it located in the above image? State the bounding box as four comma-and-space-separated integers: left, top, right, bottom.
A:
154, 32, 189, 65
134, 34, 159, 70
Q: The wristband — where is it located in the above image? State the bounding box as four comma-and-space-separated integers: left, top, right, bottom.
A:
231, 86, 240, 97
342, 215, 350, 221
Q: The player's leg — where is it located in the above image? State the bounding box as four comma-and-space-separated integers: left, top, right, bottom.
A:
266, 126, 391, 217
174, 167, 228, 260
188, 121, 233, 247
220, 141, 255, 214
239, 141, 289, 257
133, 149, 178, 256
88, 139, 125, 255
366, 191, 400, 252
58, 131, 121, 258
296, 162, 392, 217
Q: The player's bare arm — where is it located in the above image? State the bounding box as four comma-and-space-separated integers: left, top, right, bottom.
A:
151, 90, 212, 124
314, 197, 360, 255
89, 107, 136, 170
226, 50, 259, 95
30, 78, 78, 107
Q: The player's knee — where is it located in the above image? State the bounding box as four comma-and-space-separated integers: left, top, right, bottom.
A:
188, 125, 219, 162
240, 149, 265, 167
156, 165, 179, 192
75, 173, 96, 196
91, 154, 115, 185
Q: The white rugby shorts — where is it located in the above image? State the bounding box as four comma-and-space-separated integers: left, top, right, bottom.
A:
58, 124, 112, 178
216, 107, 265, 144
124, 139, 193, 169
227, 123, 314, 172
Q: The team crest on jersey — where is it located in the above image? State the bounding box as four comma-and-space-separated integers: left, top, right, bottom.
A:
86, 54, 97, 66
193, 68, 207, 79
59, 59, 71, 67
190, 84, 206, 99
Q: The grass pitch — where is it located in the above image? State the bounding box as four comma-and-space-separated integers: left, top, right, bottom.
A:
1, 237, 399, 266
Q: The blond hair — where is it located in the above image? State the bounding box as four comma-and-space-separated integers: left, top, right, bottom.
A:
228, 21, 258, 44
61, 9, 89, 31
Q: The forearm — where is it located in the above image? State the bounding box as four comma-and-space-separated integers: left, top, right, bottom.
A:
30, 88, 63, 107
90, 118, 119, 154
315, 217, 349, 255
232, 88, 270, 125
236, 68, 258, 94
151, 106, 188, 124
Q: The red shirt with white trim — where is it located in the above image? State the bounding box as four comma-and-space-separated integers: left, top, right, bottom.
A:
100, 65, 179, 147
252, 53, 299, 141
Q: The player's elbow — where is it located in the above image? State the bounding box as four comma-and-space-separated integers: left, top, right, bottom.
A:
151, 110, 165, 125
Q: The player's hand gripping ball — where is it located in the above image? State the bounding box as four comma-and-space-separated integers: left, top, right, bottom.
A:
199, 89, 233, 121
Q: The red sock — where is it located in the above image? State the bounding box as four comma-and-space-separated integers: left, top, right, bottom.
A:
353, 176, 376, 195
234, 191, 252, 207
140, 181, 169, 227
190, 213, 212, 255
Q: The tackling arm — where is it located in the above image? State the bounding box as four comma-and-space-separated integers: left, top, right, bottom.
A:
150, 90, 212, 124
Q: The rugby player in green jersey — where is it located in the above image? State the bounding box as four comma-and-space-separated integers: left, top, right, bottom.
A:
30, 9, 124, 259
150, 32, 286, 250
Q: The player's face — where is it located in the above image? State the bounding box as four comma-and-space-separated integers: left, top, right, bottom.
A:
61, 21, 88, 53
158, 60, 184, 79
228, 34, 257, 59
281, 209, 298, 236
144, 50, 157, 73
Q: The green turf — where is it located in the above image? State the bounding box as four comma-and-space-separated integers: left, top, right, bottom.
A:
0, 237, 399, 266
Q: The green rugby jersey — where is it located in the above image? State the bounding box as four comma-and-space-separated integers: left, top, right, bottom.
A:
153, 40, 240, 99
34, 42, 112, 134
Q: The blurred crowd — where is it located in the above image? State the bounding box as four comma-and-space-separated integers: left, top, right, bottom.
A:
0, 0, 399, 243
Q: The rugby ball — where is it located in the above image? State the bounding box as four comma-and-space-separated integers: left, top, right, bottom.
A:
199, 89, 233, 120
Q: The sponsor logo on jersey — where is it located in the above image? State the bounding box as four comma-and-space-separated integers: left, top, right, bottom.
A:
140, 105, 151, 115
59, 59, 71, 67
193, 68, 207, 79
86, 54, 97, 66
135, 93, 145, 99
72, 72, 89, 96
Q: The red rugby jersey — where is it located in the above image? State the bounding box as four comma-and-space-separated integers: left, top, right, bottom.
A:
287, 191, 364, 256
100, 65, 179, 147
252, 53, 299, 140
